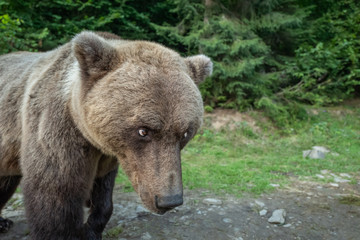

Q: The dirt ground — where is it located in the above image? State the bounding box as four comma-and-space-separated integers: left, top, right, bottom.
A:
2, 175, 360, 240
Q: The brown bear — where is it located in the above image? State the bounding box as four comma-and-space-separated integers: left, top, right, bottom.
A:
0, 31, 212, 239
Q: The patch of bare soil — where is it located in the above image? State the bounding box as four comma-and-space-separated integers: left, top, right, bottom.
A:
204, 109, 261, 132
2, 176, 359, 240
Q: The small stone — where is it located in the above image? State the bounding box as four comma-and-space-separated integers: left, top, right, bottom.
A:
283, 224, 292, 228
222, 218, 233, 223
330, 183, 339, 187
321, 170, 330, 175
255, 200, 265, 208
141, 232, 152, 240
218, 211, 226, 215
309, 150, 325, 159
259, 209, 267, 216
312, 146, 330, 153
179, 216, 189, 221
270, 184, 280, 188
330, 173, 339, 178
316, 174, 325, 179
334, 177, 350, 183
202, 198, 222, 205
268, 209, 286, 225
339, 173, 351, 178
303, 146, 330, 159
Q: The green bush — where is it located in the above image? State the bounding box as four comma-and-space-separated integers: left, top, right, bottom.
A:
0, 14, 48, 53
1, 0, 359, 128
283, 0, 360, 105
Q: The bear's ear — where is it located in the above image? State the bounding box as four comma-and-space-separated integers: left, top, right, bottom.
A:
184, 54, 213, 85
73, 31, 120, 82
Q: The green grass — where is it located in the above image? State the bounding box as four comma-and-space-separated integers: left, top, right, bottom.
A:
103, 226, 124, 238
116, 103, 360, 196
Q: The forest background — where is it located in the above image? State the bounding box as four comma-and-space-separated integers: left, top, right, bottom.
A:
1, 0, 359, 127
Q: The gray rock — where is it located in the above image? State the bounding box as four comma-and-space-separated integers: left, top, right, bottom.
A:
316, 174, 325, 179
268, 209, 286, 225
340, 173, 351, 178
312, 146, 330, 153
202, 198, 223, 205
270, 183, 280, 187
309, 149, 325, 159
303, 146, 330, 159
222, 218, 233, 223
255, 200, 265, 208
141, 232, 152, 240
334, 177, 351, 183
259, 209, 267, 216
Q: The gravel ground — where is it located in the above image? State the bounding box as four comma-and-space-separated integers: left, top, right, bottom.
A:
2, 174, 360, 240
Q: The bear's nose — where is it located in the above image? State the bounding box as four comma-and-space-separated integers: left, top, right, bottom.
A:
155, 194, 183, 210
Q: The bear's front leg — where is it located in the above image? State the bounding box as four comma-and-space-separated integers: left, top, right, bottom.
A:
21, 142, 96, 240
85, 165, 118, 240
0, 217, 13, 233
22, 172, 89, 240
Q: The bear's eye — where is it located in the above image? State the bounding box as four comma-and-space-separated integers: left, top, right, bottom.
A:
138, 128, 148, 137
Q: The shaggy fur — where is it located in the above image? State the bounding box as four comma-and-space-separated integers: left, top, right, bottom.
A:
0, 31, 212, 239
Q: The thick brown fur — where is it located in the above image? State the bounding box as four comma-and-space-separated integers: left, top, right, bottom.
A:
0, 31, 212, 239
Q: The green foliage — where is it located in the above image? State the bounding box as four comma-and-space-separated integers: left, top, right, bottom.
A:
0, 14, 48, 53
204, 105, 214, 113
0, 0, 165, 50
255, 96, 308, 127
283, 0, 360, 105
0, 0, 359, 127
196, 18, 271, 109
103, 226, 124, 238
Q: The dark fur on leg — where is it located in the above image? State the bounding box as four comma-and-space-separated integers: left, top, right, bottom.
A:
0, 217, 13, 233
22, 173, 88, 240
0, 176, 21, 233
85, 166, 118, 240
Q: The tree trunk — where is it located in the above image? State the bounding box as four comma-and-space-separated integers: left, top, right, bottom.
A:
204, 0, 213, 24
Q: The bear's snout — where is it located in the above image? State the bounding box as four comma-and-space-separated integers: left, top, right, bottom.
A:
155, 194, 183, 212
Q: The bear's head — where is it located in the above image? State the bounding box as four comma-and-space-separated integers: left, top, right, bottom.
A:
69, 32, 212, 214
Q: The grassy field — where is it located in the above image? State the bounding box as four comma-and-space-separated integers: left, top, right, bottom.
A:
116, 101, 360, 196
